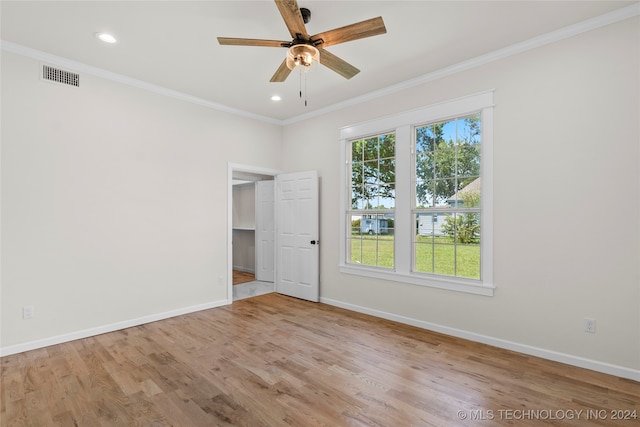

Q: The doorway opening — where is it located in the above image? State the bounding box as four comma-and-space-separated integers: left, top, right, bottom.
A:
228, 164, 280, 302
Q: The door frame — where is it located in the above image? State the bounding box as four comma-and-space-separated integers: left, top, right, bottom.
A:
227, 163, 281, 303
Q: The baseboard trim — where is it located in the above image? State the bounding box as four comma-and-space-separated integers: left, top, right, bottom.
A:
320, 297, 640, 382
4, 296, 638, 381
0, 299, 230, 357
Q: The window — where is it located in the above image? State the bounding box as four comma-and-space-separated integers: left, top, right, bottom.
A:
340, 92, 494, 296
348, 133, 395, 268
414, 115, 481, 279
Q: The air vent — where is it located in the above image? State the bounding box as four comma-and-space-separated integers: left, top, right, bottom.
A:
42, 65, 79, 87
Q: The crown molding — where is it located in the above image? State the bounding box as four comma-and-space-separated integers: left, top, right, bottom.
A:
0, 40, 282, 126
2, 3, 638, 126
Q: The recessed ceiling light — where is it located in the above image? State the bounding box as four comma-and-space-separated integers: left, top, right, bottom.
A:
96, 32, 117, 44
271, 95, 282, 101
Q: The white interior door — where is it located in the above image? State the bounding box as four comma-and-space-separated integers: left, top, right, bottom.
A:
255, 180, 275, 282
276, 171, 319, 302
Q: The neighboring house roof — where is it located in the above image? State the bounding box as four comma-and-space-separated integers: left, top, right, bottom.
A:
447, 177, 481, 203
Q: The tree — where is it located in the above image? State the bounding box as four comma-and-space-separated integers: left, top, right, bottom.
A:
441, 190, 480, 244
415, 116, 480, 207
351, 133, 395, 209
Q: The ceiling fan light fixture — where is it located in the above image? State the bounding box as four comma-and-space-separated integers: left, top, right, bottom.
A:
286, 44, 319, 71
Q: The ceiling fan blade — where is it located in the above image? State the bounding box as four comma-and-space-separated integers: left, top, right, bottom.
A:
217, 37, 289, 48
311, 17, 386, 48
275, 0, 308, 39
319, 49, 360, 80
270, 59, 293, 82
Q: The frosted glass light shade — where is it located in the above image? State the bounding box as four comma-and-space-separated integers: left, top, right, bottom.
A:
286, 44, 320, 71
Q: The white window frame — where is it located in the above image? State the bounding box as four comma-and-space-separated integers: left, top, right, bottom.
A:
347, 131, 397, 269
339, 92, 494, 296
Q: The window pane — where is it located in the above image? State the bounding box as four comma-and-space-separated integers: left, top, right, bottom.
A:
456, 244, 480, 279
415, 152, 433, 180
415, 179, 435, 208
351, 187, 362, 209
350, 238, 362, 264
457, 115, 481, 146
348, 132, 395, 270
349, 215, 362, 238
444, 212, 481, 244
377, 238, 395, 268
434, 148, 455, 179
439, 120, 456, 147
434, 244, 455, 276
348, 215, 362, 264
352, 140, 363, 162
414, 241, 434, 273
413, 113, 482, 280
457, 146, 481, 177
379, 133, 395, 159
363, 160, 378, 184
360, 214, 392, 235
416, 124, 438, 153
413, 211, 480, 276
378, 183, 395, 209
364, 184, 377, 209
347, 214, 394, 268
460, 212, 481, 244
378, 158, 395, 183
433, 179, 456, 206
454, 177, 481, 208
415, 212, 448, 237
359, 239, 377, 265
351, 162, 363, 185
443, 180, 465, 208
363, 137, 378, 161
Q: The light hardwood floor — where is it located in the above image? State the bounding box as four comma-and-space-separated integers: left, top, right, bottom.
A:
1, 293, 638, 426
232, 270, 256, 285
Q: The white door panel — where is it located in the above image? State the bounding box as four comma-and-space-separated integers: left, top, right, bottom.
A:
276, 171, 319, 302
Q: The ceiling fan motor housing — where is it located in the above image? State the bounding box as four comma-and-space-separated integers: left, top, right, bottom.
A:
300, 7, 311, 24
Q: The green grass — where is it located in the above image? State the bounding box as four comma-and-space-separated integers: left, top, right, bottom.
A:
349, 235, 480, 279
350, 236, 395, 268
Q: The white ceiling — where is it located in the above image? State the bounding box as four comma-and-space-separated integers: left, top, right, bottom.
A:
1, 1, 636, 123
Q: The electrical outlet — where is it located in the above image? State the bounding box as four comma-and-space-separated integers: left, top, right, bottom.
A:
584, 318, 596, 333
23, 305, 34, 319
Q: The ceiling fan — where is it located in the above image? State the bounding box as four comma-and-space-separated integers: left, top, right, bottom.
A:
217, 0, 387, 82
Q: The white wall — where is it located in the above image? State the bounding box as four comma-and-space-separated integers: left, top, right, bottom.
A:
281, 17, 640, 376
0, 52, 283, 351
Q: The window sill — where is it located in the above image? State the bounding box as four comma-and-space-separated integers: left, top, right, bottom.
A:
338, 264, 495, 297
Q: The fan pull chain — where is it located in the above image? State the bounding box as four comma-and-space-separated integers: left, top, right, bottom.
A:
297, 68, 309, 107
299, 68, 302, 99
304, 73, 308, 107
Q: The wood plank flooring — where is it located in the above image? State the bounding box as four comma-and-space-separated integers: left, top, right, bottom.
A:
1, 293, 638, 426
